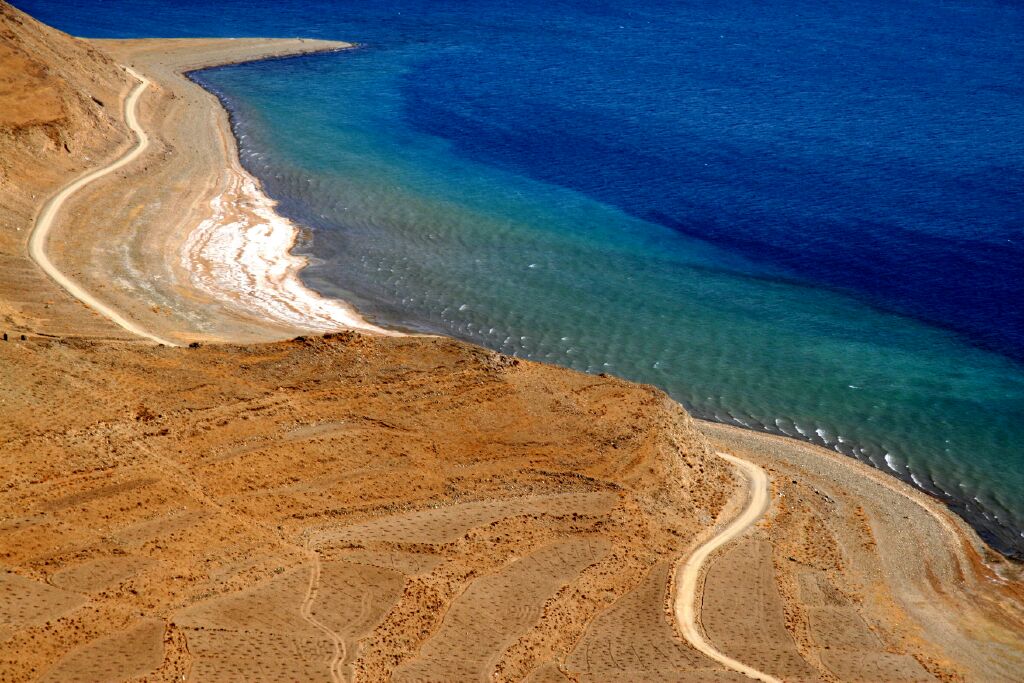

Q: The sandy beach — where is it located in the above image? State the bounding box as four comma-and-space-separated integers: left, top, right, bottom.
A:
36, 36, 393, 345
1, 2, 1022, 680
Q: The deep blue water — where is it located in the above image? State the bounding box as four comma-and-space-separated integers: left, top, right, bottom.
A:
16, 0, 1024, 557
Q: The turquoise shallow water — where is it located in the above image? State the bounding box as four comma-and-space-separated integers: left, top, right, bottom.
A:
195, 50, 1024, 557
16, 0, 1024, 557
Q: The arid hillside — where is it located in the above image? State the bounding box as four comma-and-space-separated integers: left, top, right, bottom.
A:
0, 333, 741, 681
0, 1, 132, 338
1, 2, 1022, 681
3, 332, 1022, 682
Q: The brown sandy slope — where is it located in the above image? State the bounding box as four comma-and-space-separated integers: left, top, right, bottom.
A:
0, 333, 737, 681
0, 1, 132, 339
0, 3, 1022, 681
2, 333, 1020, 682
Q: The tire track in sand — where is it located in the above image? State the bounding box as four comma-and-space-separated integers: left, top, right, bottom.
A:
300, 544, 347, 683
673, 451, 782, 683
28, 66, 178, 347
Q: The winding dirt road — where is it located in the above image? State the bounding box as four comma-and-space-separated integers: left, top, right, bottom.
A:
28, 66, 178, 347
674, 451, 781, 683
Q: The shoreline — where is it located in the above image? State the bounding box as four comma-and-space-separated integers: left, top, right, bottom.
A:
29, 32, 1022, 559
187, 60, 427, 339
687, 408, 1023, 561
179, 63, 400, 338
699, 418, 1017, 573
167, 43, 396, 338
35, 36, 403, 346
174, 103, 395, 337
2, 6, 1021, 676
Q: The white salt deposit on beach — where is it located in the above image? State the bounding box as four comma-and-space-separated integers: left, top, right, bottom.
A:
180, 168, 397, 335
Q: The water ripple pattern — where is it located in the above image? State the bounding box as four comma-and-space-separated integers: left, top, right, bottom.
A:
23, 0, 1024, 557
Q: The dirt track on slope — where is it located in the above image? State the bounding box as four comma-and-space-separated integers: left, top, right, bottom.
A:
674, 452, 780, 683
29, 67, 176, 346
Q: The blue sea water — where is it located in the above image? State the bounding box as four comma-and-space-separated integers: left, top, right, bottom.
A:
16, 0, 1024, 556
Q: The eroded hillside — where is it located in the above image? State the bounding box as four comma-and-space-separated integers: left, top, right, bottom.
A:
0, 333, 739, 680
0, 1, 131, 337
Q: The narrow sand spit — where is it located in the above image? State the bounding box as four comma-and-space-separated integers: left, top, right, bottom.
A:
674, 451, 781, 683
28, 67, 177, 346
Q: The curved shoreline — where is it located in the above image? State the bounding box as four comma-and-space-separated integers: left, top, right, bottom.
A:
191, 52, 1022, 559
46, 37, 405, 347
176, 59, 398, 338
80, 39, 1019, 562
177, 146, 397, 336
